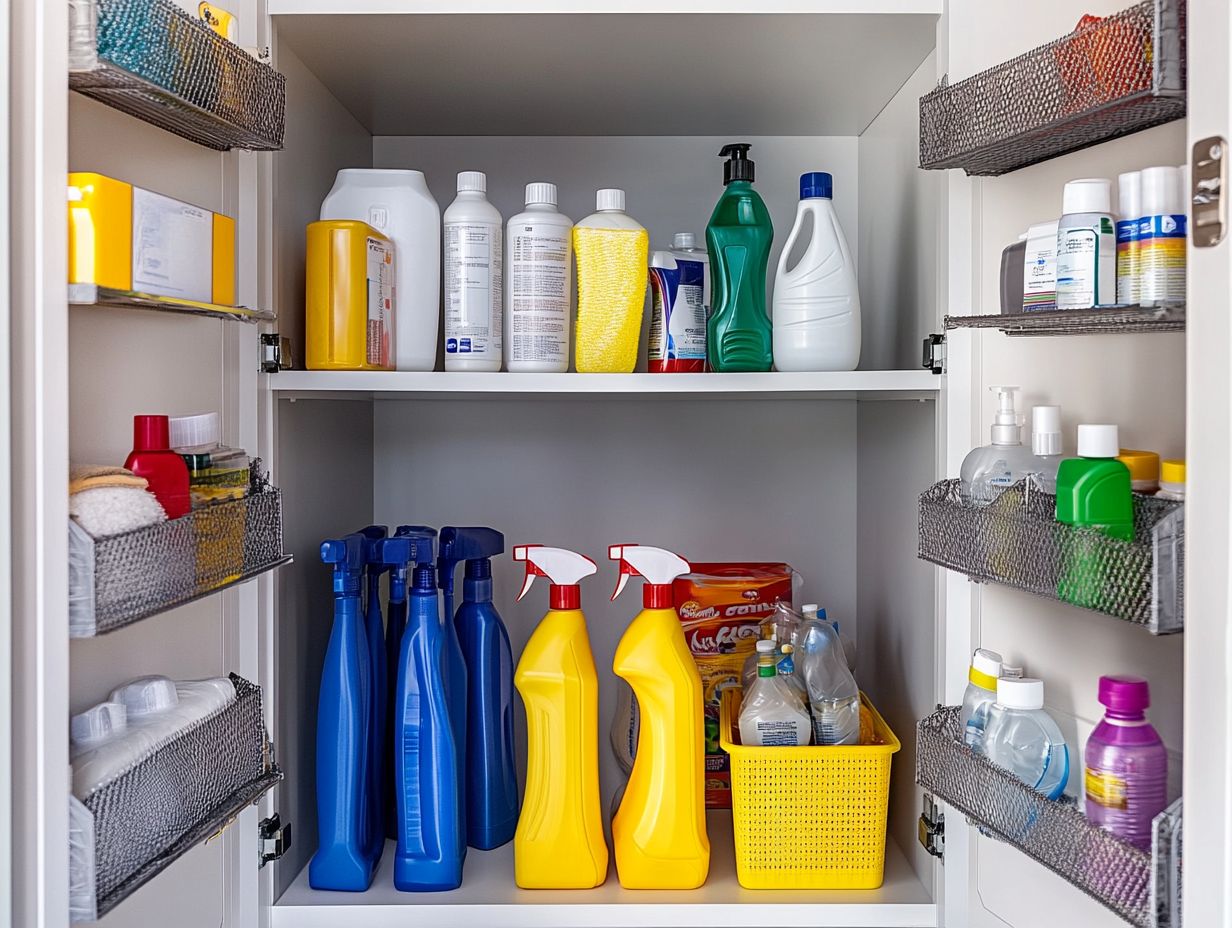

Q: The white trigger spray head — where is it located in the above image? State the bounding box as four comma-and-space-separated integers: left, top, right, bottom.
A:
608, 544, 691, 604
513, 545, 597, 607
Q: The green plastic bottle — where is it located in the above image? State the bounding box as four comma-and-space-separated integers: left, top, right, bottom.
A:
706, 144, 774, 372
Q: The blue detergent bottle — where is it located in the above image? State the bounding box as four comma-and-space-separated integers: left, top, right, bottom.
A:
383, 530, 466, 891
358, 525, 389, 860
309, 534, 376, 890
438, 527, 518, 850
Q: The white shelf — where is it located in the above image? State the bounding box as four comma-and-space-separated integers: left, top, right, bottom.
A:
272, 813, 937, 928
267, 369, 940, 400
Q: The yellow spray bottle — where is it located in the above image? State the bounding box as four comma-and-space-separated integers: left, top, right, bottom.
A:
512, 545, 608, 889
609, 544, 710, 889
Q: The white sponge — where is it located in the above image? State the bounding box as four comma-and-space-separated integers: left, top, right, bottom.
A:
69, 486, 167, 538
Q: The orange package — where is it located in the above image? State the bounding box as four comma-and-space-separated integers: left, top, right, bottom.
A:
673, 562, 795, 808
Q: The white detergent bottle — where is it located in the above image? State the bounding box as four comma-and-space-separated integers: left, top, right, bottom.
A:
739, 640, 811, 746
444, 171, 503, 372
958, 647, 1002, 749
772, 172, 861, 372
959, 385, 1041, 505
505, 183, 573, 373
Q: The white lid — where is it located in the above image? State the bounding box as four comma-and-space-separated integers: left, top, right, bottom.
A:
1077, 423, 1120, 458
1142, 166, 1181, 215
525, 182, 557, 207
596, 188, 626, 211
756, 639, 777, 654
673, 232, 696, 249
1062, 178, 1112, 215
1117, 171, 1141, 219
169, 412, 220, 450
997, 676, 1045, 710
1027, 220, 1059, 240
801, 603, 819, 618
1032, 405, 1063, 456
972, 648, 1003, 678
989, 385, 1022, 445
109, 675, 179, 718
71, 701, 128, 747
457, 171, 487, 193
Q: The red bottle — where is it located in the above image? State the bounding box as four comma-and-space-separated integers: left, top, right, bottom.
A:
124, 415, 191, 519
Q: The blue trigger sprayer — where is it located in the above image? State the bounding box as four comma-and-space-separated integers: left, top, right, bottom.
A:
310, 534, 377, 891
358, 525, 389, 859
438, 527, 518, 849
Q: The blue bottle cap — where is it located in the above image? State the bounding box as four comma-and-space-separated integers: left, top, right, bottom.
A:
800, 172, 833, 200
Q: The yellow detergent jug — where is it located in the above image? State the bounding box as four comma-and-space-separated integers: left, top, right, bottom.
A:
305, 219, 395, 371
573, 188, 649, 373
512, 545, 608, 889
609, 544, 710, 889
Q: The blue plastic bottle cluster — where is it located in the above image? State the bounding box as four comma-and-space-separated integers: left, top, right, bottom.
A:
309, 525, 516, 892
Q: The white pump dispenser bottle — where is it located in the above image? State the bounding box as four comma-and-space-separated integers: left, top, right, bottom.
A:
959, 386, 1043, 505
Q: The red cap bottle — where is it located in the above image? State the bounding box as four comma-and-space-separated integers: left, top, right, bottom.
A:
124, 415, 191, 519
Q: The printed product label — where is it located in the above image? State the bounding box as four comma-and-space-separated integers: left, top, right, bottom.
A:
131, 187, 213, 301
1085, 766, 1129, 810
507, 224, 570, 365
1138, 214, 1187, 303
754, 718, 803, 747
365, 237, 394, 368
648, 257, 707, 370
1056, 222, 1115, 309
1116, 219, 1140, 305
445, 222, 503, 358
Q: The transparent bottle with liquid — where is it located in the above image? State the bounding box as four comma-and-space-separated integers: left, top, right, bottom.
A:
958, 648, 1002, 749
796, 614, 859, 745
739, 640, 811, 746
981, 678, 1070, 801
959, 385, 1042, 505
1031, 405, 1064, 494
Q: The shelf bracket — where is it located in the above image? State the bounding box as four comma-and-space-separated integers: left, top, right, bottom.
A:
922, 334, 945, 374
918, 794, 945, 859
259, 813, 291, 868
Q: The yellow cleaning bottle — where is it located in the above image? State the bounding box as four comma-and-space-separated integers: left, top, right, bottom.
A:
609, 544, 710, 889
512, 545, 608, 889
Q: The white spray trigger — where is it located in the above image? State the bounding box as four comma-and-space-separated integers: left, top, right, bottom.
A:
513, 545, 597, 602
608, 544, 691, 600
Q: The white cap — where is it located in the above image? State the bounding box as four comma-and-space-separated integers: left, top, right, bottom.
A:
525, 182, 557, 206
801, 603, 819, 618
673, 232, 696, 249
997, 676, 1045, 710
1062, 178, 1112, 215
169, 412, 220, 450
596, 188, 625, 211
1001, 664, 1024, 679
109, 675, 178, 718
1077, 424, 1120, 458
71, 701, 128, 747
989, 385, 1022, 445
457, 171, 487, 193
756, 639, 777, 654
972, 648, 1003, 679
1117, 172, 1141, 220
1142, 166, 1181, 215
1032, 406, 1063, 456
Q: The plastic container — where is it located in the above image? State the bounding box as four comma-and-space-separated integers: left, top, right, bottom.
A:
358, 526, 389, 861
305, 219, 395, 371
1000, 235, 1027, 314
1118, 449, 1161, 494
1057, 425, 1134, 540
719, 688, 899, 889
444, 172, 503, 372
320, 169, 441, 371
706, 144, 773, 371
505, 183, 573, 373
959, 386, 1041, 505
124, 415, 191, 519
573, 189, 649, 373
648, 232, 708, 373
1139, 165, 1187, 306
1056, 178, 1116, 310
981, 677, 1070, 801
1031, 405, 1063, 493
1157, 459, 1185, 500
1116, 171, 1141, 305
772, 171, 861, 371
169, 412, 250, 506
958, 647, 1003, 749
738, 639, 811, 746
1084, 675, 1168, 850
1022, 220, 1060, 311
796, 613, 859, 745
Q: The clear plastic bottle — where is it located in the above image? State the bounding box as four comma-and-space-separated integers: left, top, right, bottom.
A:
739, 640, 811, 746
958, 647, 1002, 749
1031, 405, 1063, 494
959, 385, 1042, 505
981, 678, 1070, 801
796, 614, 859, 745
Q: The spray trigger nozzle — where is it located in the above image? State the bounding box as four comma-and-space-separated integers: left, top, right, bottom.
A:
607, 544, 691, 601
513, 545, 596, 602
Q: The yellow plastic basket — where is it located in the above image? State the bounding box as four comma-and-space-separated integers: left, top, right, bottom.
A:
719, 687, 900, 890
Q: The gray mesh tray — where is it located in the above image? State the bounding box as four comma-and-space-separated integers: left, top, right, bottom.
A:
917, 707, 1181, 927
945, 303, 1185, 337
919, 479, 1183, 634
69, 488, 291, 637
68, 0, 286, 151
73, 674, 281, 921
919, 0, 1185, 176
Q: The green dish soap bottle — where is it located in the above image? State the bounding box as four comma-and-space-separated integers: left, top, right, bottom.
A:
706, 144, 774, 372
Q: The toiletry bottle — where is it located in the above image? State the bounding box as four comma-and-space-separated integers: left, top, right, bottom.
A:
358, 526, 389, 860
310, 534, 377, 891
1139, 166, 1187, 306
124, 415, 191, 519
1056, 178, 1116, 310
958, 386, 1041, 505
386, 531, 466, 891
707, 144, 774, 371
648, 233, 708, 372
505, 183, 573, 373
958, 647, 1003, 749
1084, 675, 1167, 850
438, 527, 518, 850
1023, 220, 1060, 311
1116, 171, 1141, 305
1157, 459, 1185, 501
512, 545, 608, 889
981, 677, 1070, 801
739, 639, 812, 746
573, 189, 649, 373
305, 220, 396, 371
1031, 405, 1064, 493
444, 171, 503, 372
609, 544, 709, 890
1117, 449, 1161, 494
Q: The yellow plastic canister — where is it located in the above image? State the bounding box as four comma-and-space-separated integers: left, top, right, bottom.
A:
305, 220, 396, 371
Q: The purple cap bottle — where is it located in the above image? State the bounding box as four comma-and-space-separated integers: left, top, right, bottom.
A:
1083, 675, 1168, 849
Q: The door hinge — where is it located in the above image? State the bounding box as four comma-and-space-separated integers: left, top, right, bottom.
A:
918, 794, 945, 859
922, 333, 945, 374
260, 333, 292, 373
1192, 135, 1227, 248
259, 813, 291, 867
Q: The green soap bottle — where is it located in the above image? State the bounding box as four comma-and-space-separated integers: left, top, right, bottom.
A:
706, 144, 774, 372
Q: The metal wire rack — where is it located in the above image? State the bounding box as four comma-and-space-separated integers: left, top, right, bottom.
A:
945, 303, 1185, 336
919, 0, 1185, 176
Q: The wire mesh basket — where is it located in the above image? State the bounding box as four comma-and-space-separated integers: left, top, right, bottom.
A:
945, 303, 1186, 337
67, 0, 286, 151
69, 488, 291, 637
916, 706, 1181, 928
918, 479, 1183, 634
69, 674, 282, 922
919, 0, 1185, 176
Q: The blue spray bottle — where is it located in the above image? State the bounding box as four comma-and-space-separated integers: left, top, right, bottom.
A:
309, 534, 376, 890
358, 525, 389, 860
383, 530, 466, 891
438, 527, 518, 849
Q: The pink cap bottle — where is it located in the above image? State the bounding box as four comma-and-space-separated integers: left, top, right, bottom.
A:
124, 415, 191, 519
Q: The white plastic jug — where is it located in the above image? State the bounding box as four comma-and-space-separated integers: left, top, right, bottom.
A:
772, 172, 861, 372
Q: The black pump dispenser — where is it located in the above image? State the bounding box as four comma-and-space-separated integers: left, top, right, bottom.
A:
719, 143, 755, 185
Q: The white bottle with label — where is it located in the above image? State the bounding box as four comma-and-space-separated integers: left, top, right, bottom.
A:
504, 183, 573, 373
739, 640, 812, 747
444, 171, 503, 372
1055, 178, 1116, 310
320, 168, 441, 371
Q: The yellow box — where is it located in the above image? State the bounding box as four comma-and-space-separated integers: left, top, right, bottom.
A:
305, 220, 396, 371
67, 172, 236, 306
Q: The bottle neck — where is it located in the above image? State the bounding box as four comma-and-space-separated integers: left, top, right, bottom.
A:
463, 558, 492, 602
757, 662, 777, 678
411, 566, 436, 593
550, 584, 580, 611
643, 583, 673, 609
